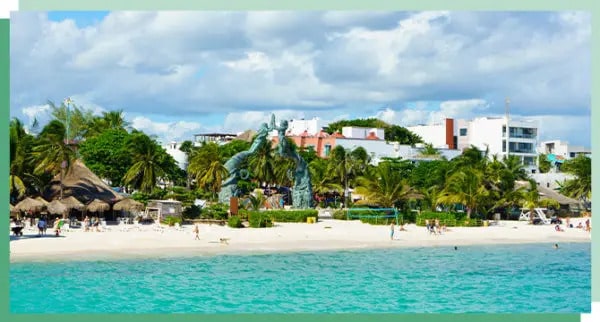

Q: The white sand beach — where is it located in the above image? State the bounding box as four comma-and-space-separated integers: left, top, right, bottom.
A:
9, 218, 591, 262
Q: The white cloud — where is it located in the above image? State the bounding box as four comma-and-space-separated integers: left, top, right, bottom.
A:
9, 11, 591, 147
130, 116, 202, 143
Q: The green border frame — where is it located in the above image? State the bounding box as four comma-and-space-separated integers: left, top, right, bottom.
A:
3, 1, 596, 321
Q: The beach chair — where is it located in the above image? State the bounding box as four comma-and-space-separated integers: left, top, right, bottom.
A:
153, 224, 164, 233
101, 220, 111, 231
174, 223, 184, 231
118, 221, 130, 232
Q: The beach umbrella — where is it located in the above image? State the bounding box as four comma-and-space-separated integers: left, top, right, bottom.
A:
47, 199, 68, 215
14, 197, 46, 213
113, 198, 144, 212
86, 199, 110, 213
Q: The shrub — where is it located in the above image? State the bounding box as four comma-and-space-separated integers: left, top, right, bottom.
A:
416, 211, 481, 227
267, 210, 318, 222
183, 205, 202, 219
248, 212, 273, 228
227, 216, 243, 228
162, 216, 182, 227
332, 209, 347, 220
202, 203, 229, 220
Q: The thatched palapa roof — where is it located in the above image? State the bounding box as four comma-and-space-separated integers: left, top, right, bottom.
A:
43, 159, 122, 204
86, 199, 110, 212
10, 204, 16, 213
60, 196, 85, 211
47, 200, 68, 215
537, 186, 580, 206
35, 196, 49, 206
14, 197, 46, 213
113, 198, 144, 211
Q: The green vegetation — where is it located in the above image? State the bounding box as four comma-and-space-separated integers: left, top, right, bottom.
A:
248, 212, 273, 228
161, 216, 182, 227
227, 216, 243, 228
325, 118, 423, 145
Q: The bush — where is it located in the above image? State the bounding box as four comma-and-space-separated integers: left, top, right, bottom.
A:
248, 212, 273, 228
268, 210, 318, 222
202, 203, 229, 220
183, 205, 202, 219
332, 209, 347, 220
228, 216, 243, 228
416, 211, 481, 227
161, 216, 182, 227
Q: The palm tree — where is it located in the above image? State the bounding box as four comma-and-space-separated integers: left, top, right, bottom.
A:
559, 155, 591, 206
522, 180, 540, 225
354, 161, 415, 208
30, 120, 76, 199
198, 160, 228, 200
122, 133, 168, 194
248, 139, 276, 185
10, 118, 30, 201
309, 158, 342, 196
87, 110, 131, 138
437, 167, 489, 219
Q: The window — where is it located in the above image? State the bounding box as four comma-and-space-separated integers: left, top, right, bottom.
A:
570, 152, 576, 158
324, 144, 332, 157
459, 128, 467, 136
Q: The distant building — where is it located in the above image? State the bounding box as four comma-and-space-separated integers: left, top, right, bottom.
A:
456, 117, 539, 173
271, 126, 461, 164
538, 140, 591, 159
269, 117, 323, 138
193, 133, 237, 146
406, 119, 456, 149
162, 141, 188, 170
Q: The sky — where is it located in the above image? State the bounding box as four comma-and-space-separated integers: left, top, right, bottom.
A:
9, 11, 591, 147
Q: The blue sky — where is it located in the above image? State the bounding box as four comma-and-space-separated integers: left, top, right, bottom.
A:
10, 11, 591, 147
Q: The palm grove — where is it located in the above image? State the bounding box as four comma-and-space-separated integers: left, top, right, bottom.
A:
10, 104, 591, 222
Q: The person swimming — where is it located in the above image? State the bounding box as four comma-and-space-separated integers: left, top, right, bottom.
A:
553, 243, 559, 249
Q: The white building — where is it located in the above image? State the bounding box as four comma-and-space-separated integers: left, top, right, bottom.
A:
162, 141, 188, 170
456, 117, 539, 173
406, 119, 456, 149
538, 140, 591, 159
341, 126, 385, 140
270, 117, 323, 137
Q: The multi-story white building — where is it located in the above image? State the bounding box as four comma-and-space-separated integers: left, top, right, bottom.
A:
538, 140, 591, 159
162, 141, 188, 170
456, 117, 539, 173
406, 119, 456, 149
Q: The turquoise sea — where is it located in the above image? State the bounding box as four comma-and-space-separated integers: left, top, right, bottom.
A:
10, 243, 590, 313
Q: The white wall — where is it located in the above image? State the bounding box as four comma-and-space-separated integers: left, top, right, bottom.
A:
406, 124, 447, 148
288, 118, 322, 136
163, 142, 188, 170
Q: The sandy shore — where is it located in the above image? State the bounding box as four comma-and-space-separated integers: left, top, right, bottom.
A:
9, 218, 591, 262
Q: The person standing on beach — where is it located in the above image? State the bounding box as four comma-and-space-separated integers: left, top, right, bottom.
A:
193, 224, 200, 240
425, 219, 430, 232
390, 223, 395, 240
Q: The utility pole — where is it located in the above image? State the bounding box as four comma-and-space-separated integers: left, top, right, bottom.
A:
505, 97, 510, 158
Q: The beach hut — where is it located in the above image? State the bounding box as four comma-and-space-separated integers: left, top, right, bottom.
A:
14, 197, 46, 214
35, 196, 50, 207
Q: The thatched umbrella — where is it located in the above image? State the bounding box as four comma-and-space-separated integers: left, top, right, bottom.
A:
87, 199, 110, 213
14, 197, 46, 213
10, 203, 16, 213
47, 199, 68, 215
60, 196, 85, 211
35, 196, 50, 206
113, 198, 144, 212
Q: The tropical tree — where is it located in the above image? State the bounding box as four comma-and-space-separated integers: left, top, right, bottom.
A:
309, 158, 342, 195
522, 180, 540, 225
78, 128, 133, 186
437, 167, 489, 219
537, 154, 552, 173
354, 161, 416, 208
30, 120, 76, 199
10, 118, 31, 201
122, 132, 169, 194
559, 155, 591, 205
86, 110, 130, 138
188, 142, 227, 199
248, 139, 276, 185
48, 100, 95, 142
198, 160, 228, 200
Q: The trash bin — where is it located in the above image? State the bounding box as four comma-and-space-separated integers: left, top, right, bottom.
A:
483, 220, 489, 227
307, 217, 316, 224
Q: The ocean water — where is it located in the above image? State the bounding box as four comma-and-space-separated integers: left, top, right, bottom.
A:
10, 243, 590, 313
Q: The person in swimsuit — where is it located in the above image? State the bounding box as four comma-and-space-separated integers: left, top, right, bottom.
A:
390, 223, 395, 240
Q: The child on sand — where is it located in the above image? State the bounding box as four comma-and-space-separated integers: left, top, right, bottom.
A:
390, 223, 395, 240
193, 224, 200, 240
